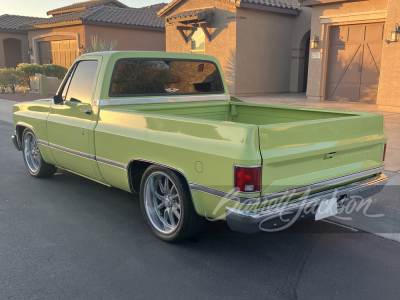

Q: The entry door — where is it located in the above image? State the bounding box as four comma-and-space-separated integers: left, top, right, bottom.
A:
47, 60, 99, 179
326, 23, 384, 103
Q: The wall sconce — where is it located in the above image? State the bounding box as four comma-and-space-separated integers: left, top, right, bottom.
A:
310, 35, 319, 49
79, 45, 85, 54
28, 47, 33, 55
386, 23, 400, 44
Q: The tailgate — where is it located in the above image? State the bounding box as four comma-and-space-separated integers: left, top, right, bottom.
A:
258, 114, 386, 195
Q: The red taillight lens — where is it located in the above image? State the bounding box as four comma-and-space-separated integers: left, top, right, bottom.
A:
234, 166, 261, 193
383, 143, 387, 161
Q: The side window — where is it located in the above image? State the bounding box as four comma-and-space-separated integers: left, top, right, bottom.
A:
63, 60, 99, 104
191, 28, 205, 54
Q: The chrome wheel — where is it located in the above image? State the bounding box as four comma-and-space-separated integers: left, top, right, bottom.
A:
24, 132, 40, 173
144, 172, 182, 234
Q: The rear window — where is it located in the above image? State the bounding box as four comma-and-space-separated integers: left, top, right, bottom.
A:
109, 59, 224, 96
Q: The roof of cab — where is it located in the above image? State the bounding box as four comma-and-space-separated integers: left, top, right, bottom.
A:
78, 51, 220, 63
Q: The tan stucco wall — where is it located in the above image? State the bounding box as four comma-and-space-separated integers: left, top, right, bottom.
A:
0, 31, 30, 69
164, 0, 238, 94
235, 9, 295, 94
377, 0, 400, 110
164, 0, 310, 95
27, 24, 165, 66
84, 25, 166, 52
27, 25, 86, 65
306, 0, 388, 101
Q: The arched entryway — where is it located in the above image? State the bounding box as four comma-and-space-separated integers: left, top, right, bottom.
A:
3, 38, 22, 68
300, 30, 310, 93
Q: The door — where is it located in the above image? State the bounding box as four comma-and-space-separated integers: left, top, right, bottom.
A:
39, 40, 78, 68
326, 23, 384, 103
3, 38, 22, 68
47, 59, 99, 179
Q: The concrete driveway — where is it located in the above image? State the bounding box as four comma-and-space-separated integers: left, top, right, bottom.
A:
1, 98, 400, 299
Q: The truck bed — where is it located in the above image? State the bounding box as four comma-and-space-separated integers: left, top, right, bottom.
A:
119, 101, 358, 125
107, 101, 385, 195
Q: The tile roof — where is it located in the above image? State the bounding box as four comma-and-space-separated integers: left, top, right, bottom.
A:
158, 0, 299, 17
0, 14, 45, 31
239, 0, 300, 10
167, 8, 215, 24
23, 6, 165, 30
47, 0, 129, 16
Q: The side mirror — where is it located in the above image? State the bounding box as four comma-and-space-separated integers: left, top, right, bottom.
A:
53, 94, 63, 104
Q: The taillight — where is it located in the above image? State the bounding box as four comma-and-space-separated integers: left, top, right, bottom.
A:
383, 143, 387, 161
234, 166, 261, 193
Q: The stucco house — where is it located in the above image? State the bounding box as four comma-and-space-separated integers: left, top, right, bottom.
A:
158, 0, 312, 95
0, 0, 167, 69
0, 15, 44, 68
300, 0, 399, 112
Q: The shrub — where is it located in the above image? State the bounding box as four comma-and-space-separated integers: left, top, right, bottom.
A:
0, 68, 24, 94
42, 64, 68, 80
82, 35, 118, 53
16, 63, 43, 86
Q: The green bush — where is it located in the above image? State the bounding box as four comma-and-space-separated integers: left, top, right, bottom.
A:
42, 64, 68, 80
16, 63, 43, 86
0, 68, 24, 94
16, 63, 68, 86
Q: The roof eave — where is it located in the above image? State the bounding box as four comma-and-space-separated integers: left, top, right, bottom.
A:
82, 20, 165, 31
20, 20, 84, 30
0, 28, 28, 34
47, 7, 86, 16
240, 3, 300, 15
299, 0, 367, 7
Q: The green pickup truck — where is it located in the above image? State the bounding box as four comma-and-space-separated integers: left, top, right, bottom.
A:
12, 51, 387, 242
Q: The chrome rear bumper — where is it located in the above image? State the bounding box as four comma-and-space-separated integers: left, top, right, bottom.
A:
226, 173, 387, 234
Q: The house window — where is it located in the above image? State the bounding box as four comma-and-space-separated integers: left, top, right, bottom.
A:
191, 28, 205, 54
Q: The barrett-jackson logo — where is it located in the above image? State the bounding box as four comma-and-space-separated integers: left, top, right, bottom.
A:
337, 151, 369, 163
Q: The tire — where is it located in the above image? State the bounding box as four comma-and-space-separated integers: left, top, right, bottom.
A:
140, 165, 208, 242
22, 128, 57, 178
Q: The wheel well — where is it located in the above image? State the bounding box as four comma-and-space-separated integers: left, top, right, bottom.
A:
127, 160, 191, 195
15, 125, 26, 144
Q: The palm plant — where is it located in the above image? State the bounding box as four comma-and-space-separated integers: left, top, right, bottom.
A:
82, 36, 118, 54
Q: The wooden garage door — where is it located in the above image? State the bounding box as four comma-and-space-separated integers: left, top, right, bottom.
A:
326, 23, 384, 103
39, 40, 78, 69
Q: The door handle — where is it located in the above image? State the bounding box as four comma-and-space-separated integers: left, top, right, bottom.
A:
80, 109, 93, 115
324, 152, 336, 160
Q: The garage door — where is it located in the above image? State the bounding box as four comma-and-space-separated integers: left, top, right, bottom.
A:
326, 23, 384, 103
39, 40, 78, 69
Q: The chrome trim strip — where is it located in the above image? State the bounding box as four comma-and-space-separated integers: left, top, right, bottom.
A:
47, 142, 96, 161
96, 95, 230, 106
189, 167, 384, 205
261, 167, 384, 202
189, 183, 260, 204
37, 139, 47, 146
97, 156, 127, 170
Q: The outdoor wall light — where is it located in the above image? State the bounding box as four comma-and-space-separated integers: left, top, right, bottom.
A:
386, 23, 400, 44
28, 47, 33, 55
310, 35, 319, 49
79, 45, 85, 54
